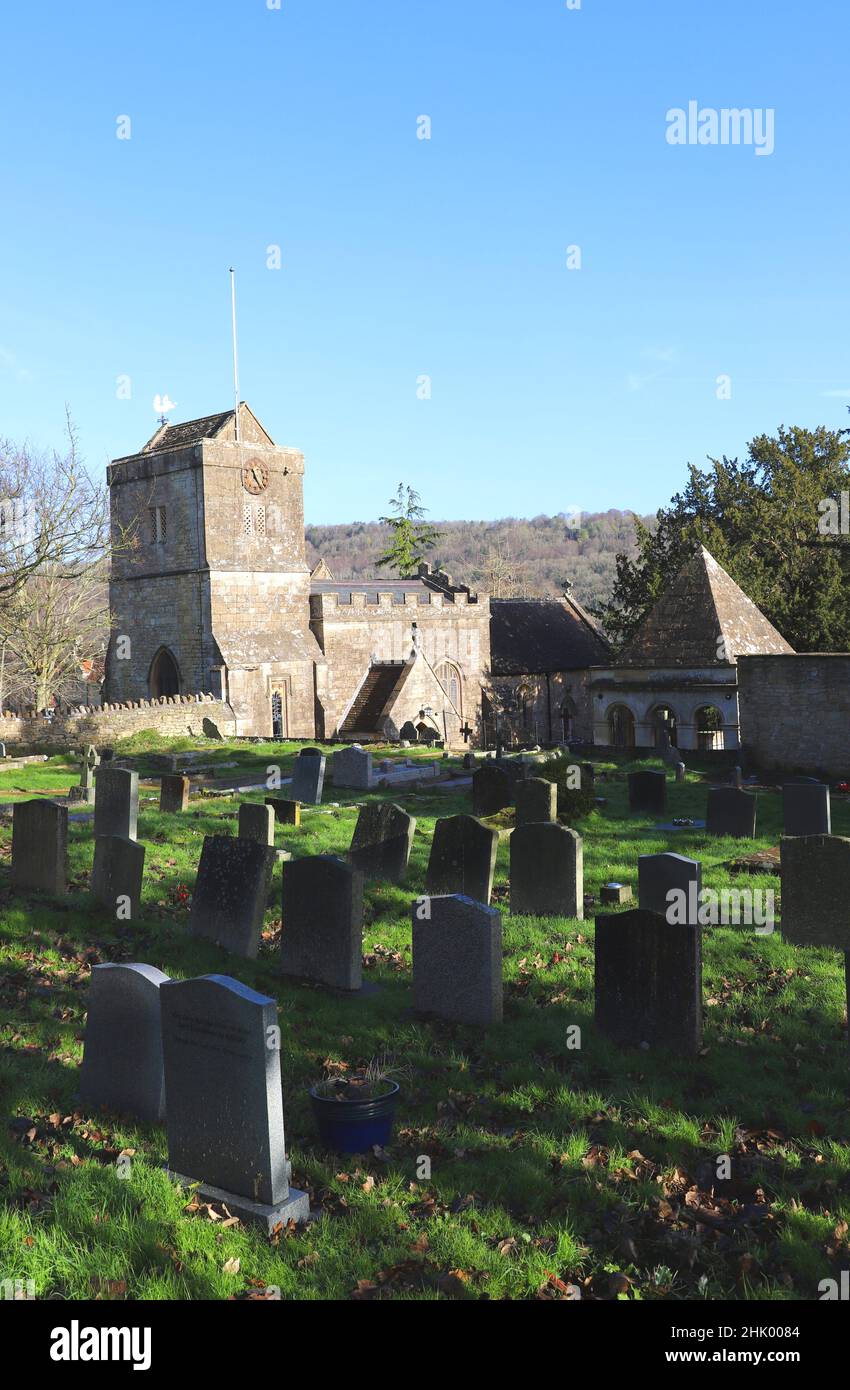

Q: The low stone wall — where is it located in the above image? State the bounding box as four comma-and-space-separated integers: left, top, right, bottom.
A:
0, 694, 238, 752
738, 654, 850, 778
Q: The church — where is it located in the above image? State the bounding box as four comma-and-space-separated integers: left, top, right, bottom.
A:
104, 404, 608, 745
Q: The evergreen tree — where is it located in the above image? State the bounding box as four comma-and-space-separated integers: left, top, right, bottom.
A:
376, 485, 441, 578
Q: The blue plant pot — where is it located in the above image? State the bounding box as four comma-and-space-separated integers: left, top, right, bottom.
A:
309, 1081, 400, 1153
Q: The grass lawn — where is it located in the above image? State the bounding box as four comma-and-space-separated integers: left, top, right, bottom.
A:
1, 738, 848, 1302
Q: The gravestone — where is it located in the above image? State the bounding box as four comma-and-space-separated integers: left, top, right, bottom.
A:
514, 777, 558, 826
706, 787, 757, 839
0, 740, 5, 758
189, 835, 276, 958
399, 721, 418, 742
600, 882, 632, 905
510, 823, 583, 917
291, 751, 325, 804
638, 852, 702, 927
332, 745, 372, 790
425, 814, 499, 905
675, 762, 686, 784
412, 894, 502, 1025
462, 753, 475, 771
161, 974, 308, 1231
472, 763, 512, 816
627, 770, 667, 814
70, 751, 97, 805
11, 799, 67, 895
94, 767, 138, 841
348, 802, 415, 881
238, 802, 275, 847
91, 836, 146, 920
780, 835, 850, 947
160, 775, 189, 813
202, 717, 222, 739
265, 797, 301, 826
79, 963, 168, 1122
783, 782, 831, 837
595, 908, 702, 1054
280, 856, 363, 991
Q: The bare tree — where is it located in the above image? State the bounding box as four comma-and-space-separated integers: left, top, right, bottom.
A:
478, 540, 530, 598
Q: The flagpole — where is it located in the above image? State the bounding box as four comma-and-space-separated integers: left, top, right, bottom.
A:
229, 267, 241, 442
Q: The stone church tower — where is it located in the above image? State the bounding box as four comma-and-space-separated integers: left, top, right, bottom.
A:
105, 404, 324, 736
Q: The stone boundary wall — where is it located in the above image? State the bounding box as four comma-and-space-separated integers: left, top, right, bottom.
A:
738, 654, 850, 778
0, 694, 237, 751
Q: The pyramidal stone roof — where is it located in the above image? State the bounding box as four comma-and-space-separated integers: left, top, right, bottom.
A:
139, 403, 273, 455
620, 546, 794, 666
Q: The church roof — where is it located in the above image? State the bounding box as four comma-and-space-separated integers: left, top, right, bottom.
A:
139, 403, 273, 454
619, 545, 794, 665
490, 596, 610, 675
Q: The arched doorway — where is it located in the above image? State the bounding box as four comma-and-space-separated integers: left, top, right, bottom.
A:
608, 703, 636, 749
149, 647, 180, 699
695, 705, 725, 751
650, 703, 678, 748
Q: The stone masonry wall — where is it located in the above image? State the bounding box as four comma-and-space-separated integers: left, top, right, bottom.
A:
738, 654, 850, 777
0, 695, 236, 751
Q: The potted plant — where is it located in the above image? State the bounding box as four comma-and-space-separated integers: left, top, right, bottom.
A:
309, 1056, 403, 1153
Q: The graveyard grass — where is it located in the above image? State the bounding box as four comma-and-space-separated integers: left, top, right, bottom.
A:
1, 742, 849, 1302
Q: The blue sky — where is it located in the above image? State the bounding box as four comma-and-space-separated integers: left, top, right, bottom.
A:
1, 0, 847, 524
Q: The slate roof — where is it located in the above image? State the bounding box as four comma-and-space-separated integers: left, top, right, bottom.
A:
489, 597, 611, 675
619, 546, 794, 666
138, 404, 273, 455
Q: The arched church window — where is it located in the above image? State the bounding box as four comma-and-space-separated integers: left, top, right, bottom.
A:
435, 660, 463, 716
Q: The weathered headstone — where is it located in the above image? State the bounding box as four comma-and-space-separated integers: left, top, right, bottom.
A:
94, 767, 138, 841
783, 782, 831, 837
202, 717, 222, 739
514, 777, 558, 826
332, 745, 372, 790
675, 762, 686, 784
780, 835, 850, 947
510, 823, 583, 917
189, 835, 276, 958
11, 799, 67, 895
627, 770, 667, 814
595, 908, 702, 1054
472, 763, 512, 816
706, 787, 757, 839
238, 802, 275, 847
348, 802, 415, 881
161, 974, 308, 1231
265, 797, 301, 826
425, 814, 499, 905
280, 856, 363, 991
412, 894, 502, 1025
91, 836, 146, 920
79, 963, 168, 1122
638, 852, 702, 926
160, 775, 190, 813
291, 751, 325, 804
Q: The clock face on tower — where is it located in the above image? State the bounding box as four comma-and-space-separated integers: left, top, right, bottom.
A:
241, 459, 269, 494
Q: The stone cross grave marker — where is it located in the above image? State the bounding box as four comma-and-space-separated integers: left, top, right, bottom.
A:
627, 770, 667, 815
94, 767, 139, 841
281, 855, 364, 991
189, 835, 276, 958
472, 763, 512, 817
79, 963, 168, 1123
595, 907, 702, 1054
412, 894, 502, 1025
91, 836, 146, 920
783, 782, 831, 837
348, 802, 415, 882
332, 744, 372, 790
160, 775, 190, 814
291, 751, 325, 804
161, 974, 309, 1232
425, 814, 499, 906
514, 777, 558, 826
706, 787, 757, 839
11, 799, 67, 895
238, 802, 275, 847
510, 823, 583, 917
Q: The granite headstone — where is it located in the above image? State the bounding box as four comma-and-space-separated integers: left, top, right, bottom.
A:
425, 814, 499, 906
348, 802, 415, 882
595, 908, 702, 1054
412, 894, 502, 1025
510, 823, 583, 917
79, 963, 168, 1122
281, 856, 364, 991
188, 835, 276, 958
